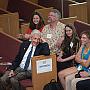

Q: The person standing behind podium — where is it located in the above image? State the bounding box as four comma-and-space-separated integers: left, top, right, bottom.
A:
0, 29, 50, 90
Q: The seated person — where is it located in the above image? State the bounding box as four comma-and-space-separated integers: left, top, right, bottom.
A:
57, 24, 80, 90
63, 31, 90, 90
41, 9, 65, 54
24, 11, 45, 40
0, 29, 50, 90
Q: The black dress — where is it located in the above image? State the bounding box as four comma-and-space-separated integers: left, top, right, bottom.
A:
57, 38, 80, 72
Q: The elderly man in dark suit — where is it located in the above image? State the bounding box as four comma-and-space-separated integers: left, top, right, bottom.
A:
0, 29, 50, 90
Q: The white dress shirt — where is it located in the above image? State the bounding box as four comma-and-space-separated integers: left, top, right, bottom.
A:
20, 44, 36, 70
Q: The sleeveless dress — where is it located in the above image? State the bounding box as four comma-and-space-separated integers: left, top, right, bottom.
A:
77, 47, 90, 72
57, 38, 79, 72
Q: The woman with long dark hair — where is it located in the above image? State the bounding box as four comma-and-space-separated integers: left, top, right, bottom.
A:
57, 24, 80, 90
25, 12, 45, 39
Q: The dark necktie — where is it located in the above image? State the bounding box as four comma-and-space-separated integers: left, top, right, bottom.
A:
24, 46, 33, 70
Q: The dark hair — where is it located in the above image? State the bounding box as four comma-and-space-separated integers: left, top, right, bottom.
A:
61, 24, 80, 51
29, 12, 45, 30
64, 24, 79, 42
80, 30, 90, 39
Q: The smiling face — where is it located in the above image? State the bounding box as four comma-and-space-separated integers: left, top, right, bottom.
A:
81, 34, 90, 45
48, 12, 58, 23
33, 15, 40, 25
65, 27, 73, 38
31, 33, 41, 46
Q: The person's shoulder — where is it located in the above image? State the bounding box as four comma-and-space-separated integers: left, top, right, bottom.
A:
38, 42, 49, 46
21, 40, 31, 45
57, 21, 65, 29
58, 21, 65, 26
42, 24, 50, 34
26, 28, 32, 34
43, 24, 50, 29
74, 37, 80, 42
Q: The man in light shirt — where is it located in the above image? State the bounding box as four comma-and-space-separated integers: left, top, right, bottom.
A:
42, 9, 65, 54
0, 29, 50, 90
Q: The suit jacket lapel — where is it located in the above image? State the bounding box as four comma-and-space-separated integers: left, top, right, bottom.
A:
34, 44, 41, 56
23, 41, 31, 54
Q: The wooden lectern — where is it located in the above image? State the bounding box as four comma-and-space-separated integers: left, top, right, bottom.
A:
31, 54, 57, 90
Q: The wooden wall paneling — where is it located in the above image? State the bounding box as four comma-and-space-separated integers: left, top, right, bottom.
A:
0, 12, 19, 37
38, 0, 69, 18
0, 8, 10, 14
60, 16, 77, 24
0, 0, 8, 10
7, 0, 45, 23
74, 20, 90, 36
0, 28, 3, 32
86, 0, 90, 24
69, 2, 88, 23
35, 7, 53, 24
8, 12, 19, 37
26, 0, 38, 4
0, 14, 10, 34
68, 0, 79, 4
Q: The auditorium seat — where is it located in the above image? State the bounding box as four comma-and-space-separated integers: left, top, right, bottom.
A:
0, 31, 22, 73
